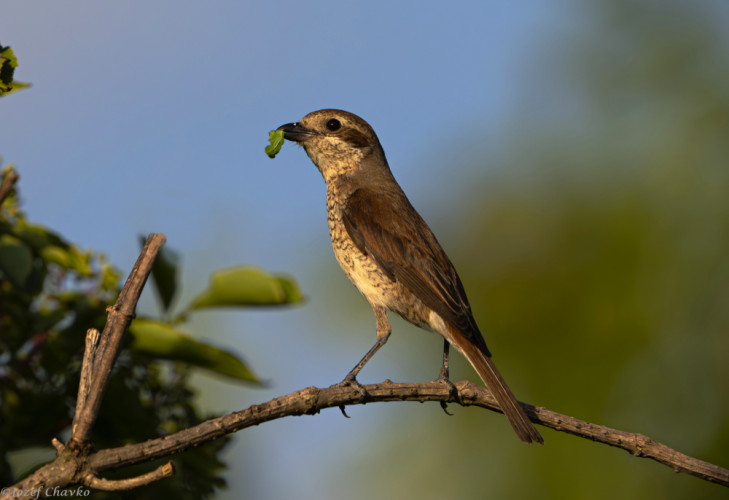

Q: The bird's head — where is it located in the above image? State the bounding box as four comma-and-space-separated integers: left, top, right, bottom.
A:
277, 109, 389, 183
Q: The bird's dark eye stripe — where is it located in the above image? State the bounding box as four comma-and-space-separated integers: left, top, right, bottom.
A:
340, 129, 370, 148
326, 118, 342, 131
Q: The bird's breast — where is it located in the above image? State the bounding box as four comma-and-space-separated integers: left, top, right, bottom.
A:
327, 208, 391, 307
325, 190, 432, 328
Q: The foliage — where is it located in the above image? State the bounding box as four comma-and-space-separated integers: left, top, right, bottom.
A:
0, 164, 302, 497
132, 246, 302, 384
0, 44, 30, 96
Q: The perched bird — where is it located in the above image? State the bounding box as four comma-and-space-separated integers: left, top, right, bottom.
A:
277, 109, 543, 444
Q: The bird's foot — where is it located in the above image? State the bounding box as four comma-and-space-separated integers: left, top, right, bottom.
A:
333, 373, 361, 387
435, 375, 458, 416
331, 375, 368, 417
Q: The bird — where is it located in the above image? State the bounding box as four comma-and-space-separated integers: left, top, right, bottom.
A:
276, 109, 543, 444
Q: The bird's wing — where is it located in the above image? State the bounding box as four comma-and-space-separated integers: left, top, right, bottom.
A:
342, 187, 487, 351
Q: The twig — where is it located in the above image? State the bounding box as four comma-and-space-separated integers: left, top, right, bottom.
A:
68, 233, 166, 450
72, 328, 100, 436
0, 168, 19, 207
51, 438, 64, 455
84, 380, 729, 488
83, 462, 175, 491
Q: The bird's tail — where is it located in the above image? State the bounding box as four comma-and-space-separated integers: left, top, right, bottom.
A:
452, 329, 543, 444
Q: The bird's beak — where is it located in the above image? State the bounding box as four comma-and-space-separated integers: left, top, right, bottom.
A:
277, 122, 316, 143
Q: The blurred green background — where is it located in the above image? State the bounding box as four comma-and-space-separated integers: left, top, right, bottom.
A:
3, 0, 728, 498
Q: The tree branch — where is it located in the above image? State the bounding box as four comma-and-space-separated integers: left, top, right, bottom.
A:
68, 233, 166, 450
0, 168, 19, 207
6, 370, 728, 497
82, 462, 175, 491
72, 328, 100, 436
83, 380, 729, 488
3, 234, 167, 498
3, 232, 727, 496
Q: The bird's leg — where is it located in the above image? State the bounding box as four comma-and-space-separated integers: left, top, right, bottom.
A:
340, 305, 391, 385
437, 339, 456, 415
438, 339, 450, 381
335, 307, 390, 416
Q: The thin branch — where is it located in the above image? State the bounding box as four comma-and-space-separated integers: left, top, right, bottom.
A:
85, 380, 729, 488
83, 462, 175, 491
68, 233, 166, 450
0, 168, 19, 207
72, 328, 100, 436
51, 438, 64, 455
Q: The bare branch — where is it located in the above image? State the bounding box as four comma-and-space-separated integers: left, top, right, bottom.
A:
0, 168, 19, 207
51, 438, 64, 455
68, 234, 166, 450
85, 380, 729, 488
72, 328, 100, 436
7, 377, 728, 497
83, 462, 175, 491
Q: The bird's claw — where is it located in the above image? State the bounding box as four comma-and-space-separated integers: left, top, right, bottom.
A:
331, 376, 368, 415
436, 376, 458, 416
439, 401, 454, 416
338, 404, 350, 418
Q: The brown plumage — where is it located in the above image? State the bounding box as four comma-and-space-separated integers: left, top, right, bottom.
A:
277, 109, 543, 444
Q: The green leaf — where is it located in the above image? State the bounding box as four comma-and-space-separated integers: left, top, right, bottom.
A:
264, 129, 285, 158
99, 261, 121, 293
0, 45, 30, 96
36, 245, 93, 276
0, 80, 30, 96
0, 45, 19, 68
39, 245, 74, 268
186, 265, 303, 311
0, 234, 33, 286
10, 222, 94, 275
13, 222, 70, 252
0, 46, 17, 90
140, 235, 180, 314
64, 247, 94, 276
128, 319, 260, 383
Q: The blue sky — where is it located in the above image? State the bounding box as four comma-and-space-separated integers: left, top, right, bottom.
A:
2, 2, 570, 274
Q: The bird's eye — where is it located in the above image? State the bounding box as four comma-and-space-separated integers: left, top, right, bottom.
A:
326, 118, 341, 131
